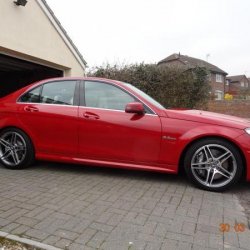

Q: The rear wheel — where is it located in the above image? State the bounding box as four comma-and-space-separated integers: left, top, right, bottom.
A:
184, 138, 243, 191
0, 128, 34, 169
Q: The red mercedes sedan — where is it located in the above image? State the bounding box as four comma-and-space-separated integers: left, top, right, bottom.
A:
0, 77, 250, 191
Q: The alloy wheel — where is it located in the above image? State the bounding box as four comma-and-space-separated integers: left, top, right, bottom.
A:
0, 131, 27, 167
191, 144, 237, 188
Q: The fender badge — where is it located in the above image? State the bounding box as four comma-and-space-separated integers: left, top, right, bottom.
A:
162, 135, 177, 141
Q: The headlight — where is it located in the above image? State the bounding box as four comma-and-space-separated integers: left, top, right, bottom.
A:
245, 128, 250, 135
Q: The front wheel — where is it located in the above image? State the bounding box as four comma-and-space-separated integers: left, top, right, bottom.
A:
0, 128, 35, 169
184, 138, 243, 192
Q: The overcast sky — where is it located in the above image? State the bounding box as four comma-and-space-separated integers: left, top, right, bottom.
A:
46, 0, 250, 76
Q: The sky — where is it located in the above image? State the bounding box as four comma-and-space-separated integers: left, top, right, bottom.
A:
45, 0, 250, 76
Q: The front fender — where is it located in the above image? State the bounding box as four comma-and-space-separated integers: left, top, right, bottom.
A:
159, 118, 245, 169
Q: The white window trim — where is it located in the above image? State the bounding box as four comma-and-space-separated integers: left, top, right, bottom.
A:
216, 74, 223, 83
215, 90, 223, 100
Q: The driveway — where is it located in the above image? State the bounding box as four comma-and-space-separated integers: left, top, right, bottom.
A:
0, 162, 250, 250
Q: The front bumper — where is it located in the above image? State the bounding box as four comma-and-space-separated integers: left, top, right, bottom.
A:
235, 133, 250, 181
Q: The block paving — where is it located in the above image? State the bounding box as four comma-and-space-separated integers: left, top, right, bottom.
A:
0, 162, 250, 249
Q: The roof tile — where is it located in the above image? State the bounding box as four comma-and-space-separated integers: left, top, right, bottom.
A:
158, 53, 227, 75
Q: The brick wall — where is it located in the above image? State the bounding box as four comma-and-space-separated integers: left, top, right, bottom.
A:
206, 100, 250, 118
210, 73, 225, 94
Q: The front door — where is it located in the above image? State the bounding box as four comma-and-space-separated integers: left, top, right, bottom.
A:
78, 80, 162, 165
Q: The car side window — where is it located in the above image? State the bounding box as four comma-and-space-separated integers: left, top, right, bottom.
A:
85, 81, 135, 110
41, 81, 76, 105
19, 86, 41, 103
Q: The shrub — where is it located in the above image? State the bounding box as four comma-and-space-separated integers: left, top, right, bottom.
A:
88, 63, 210, 108
224, 93, 233, 100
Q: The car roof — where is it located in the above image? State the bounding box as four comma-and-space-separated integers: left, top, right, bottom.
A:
40, 76, 121, 83
18, 77, 125, 95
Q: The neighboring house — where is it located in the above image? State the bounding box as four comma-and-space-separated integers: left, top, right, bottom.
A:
226, 75, 250, 96
0, 0, 86, 97
158, 53, 228, 100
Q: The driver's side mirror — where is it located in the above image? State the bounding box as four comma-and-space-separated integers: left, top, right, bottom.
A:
125, 102, 145, 114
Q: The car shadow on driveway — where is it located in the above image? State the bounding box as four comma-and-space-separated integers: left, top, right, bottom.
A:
33, 161, 185, 181
32, 161, 250, 192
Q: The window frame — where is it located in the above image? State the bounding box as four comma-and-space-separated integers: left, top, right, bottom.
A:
17, 80, 80, 106
80, 80, 155, 115
17, 85, 43, 104
215, 90, 223, 100
216, 74, 223, 83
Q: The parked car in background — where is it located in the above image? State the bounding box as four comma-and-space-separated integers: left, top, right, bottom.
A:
0, 77, 250, 191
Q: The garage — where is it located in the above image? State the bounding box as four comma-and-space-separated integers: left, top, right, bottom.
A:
0, 0, 86, 98
0, 54, 63, 97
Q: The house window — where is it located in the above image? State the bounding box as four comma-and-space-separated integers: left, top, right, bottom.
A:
215, 90, 223, 100
216, 74, 223, 83
226, 80, 229, 85
241, 81, 244, 87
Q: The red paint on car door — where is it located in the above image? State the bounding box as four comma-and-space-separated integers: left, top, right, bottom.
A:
17, 103, 78, 156
78, 107, 162, 164
16, 80, 79, 157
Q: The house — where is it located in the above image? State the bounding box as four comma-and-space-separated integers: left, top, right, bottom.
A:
0, 0, 86, 97
226, 75, 250, 96
158, 53, 228, 100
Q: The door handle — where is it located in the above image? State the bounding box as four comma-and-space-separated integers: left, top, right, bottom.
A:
24, 106, 39, 112
83, 112, 99, 120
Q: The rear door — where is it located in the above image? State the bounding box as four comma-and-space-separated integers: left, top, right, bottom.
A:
17, 80, 79, 157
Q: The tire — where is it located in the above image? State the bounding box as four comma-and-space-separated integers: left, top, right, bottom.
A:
184, 138, 243, 192
0, 128, 35, 169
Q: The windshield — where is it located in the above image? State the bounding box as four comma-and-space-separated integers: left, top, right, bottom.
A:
124, 83, 165, 109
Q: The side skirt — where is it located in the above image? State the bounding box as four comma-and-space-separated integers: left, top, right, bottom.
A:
36, 153, 178, 174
